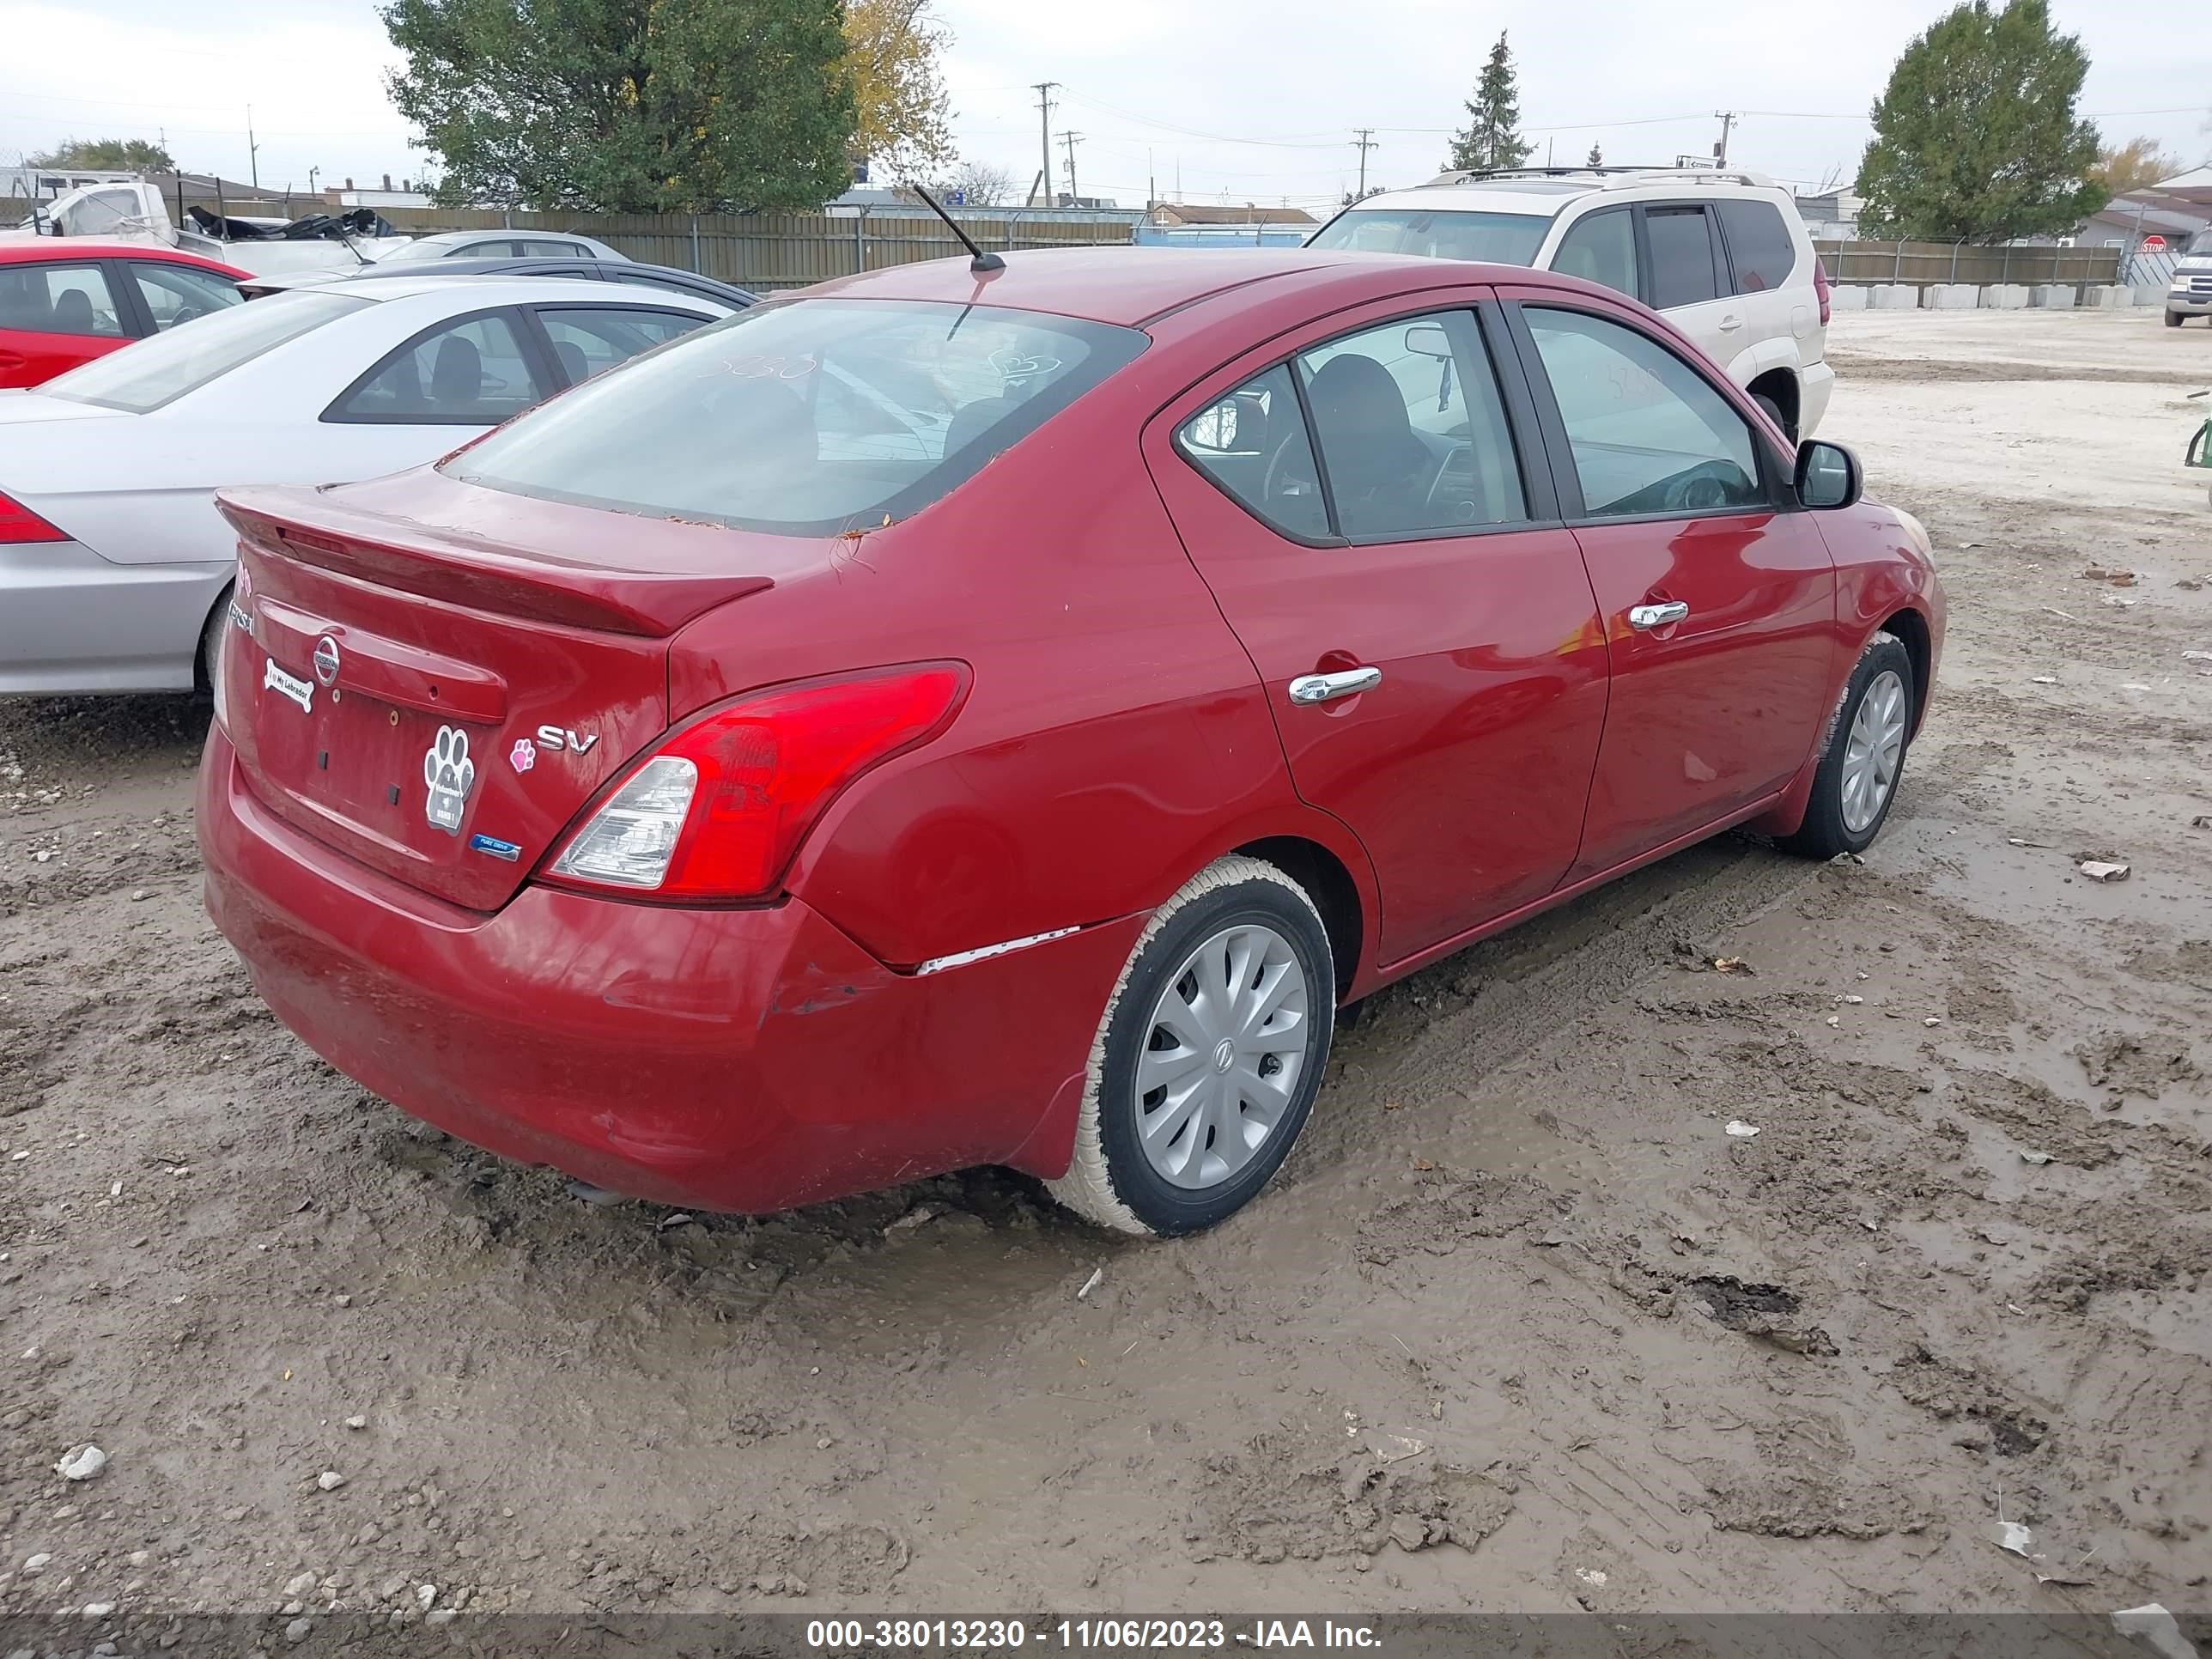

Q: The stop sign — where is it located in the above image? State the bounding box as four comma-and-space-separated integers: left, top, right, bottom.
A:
2142, 234, 2168, 251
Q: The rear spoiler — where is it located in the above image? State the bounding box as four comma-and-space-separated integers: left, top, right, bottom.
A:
218, 489, 771, 638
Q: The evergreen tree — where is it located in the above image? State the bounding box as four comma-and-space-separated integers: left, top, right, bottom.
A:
1587, 143, 1603, 167
1445, 32, 1534, 173
1856, 0, 2104, 242
383, 0, 857, 212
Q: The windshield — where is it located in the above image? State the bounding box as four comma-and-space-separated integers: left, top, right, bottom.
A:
1308, 207, 1552, 264
447, 298, 1148, 535
43, 289, 367, 413
2189, 230, 2212, 257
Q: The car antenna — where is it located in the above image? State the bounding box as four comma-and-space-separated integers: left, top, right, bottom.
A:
908, 184, 1004, 272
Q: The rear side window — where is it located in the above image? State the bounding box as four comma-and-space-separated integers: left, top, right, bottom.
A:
330, 312, 551, 423
1716, 201, 1799, 293
0, 262, 124, 338
447, 299, 1146, 534
1644, 206, 1718, 309
520, 240, 590, 258
1175, 363, 1329, 541
536, 307, 705, 386
1549, 210, 1638, 301
129, 262, 244, 331
43, 289, 365, 411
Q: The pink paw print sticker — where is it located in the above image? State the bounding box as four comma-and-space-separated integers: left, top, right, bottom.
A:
510, 737, 537, 773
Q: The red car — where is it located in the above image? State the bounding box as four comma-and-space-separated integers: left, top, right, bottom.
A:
0, 242, 249, 387
198, 248, 1943, 1237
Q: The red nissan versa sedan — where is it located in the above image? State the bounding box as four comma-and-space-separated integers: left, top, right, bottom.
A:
0, 242, 249, 387
198, 247, 1944, 1237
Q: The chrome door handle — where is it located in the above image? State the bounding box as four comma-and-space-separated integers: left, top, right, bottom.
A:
1627, 601, 1690, 630
1287, 666, 1382, 705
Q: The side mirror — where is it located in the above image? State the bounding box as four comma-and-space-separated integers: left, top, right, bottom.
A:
1796, 440, 1862, 510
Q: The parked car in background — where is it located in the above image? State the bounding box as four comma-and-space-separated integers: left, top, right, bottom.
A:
198, 246, 1942, 1240
0, 242, 248, 387
0, 276, 728, 696
242, 258, 757, 312
369, 229, 629, 265
2166, 228, 2212, 325
1308, 168, 1834, 438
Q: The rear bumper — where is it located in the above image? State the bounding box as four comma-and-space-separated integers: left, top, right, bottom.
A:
0, 544, 228, 695
1796, 361, 1836, 438
198, 727, 1141, 1212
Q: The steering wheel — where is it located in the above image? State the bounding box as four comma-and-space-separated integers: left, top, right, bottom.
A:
1663, 463, 1735, 514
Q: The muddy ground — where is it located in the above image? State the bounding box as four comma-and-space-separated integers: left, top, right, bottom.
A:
1, 304, 2209, 1625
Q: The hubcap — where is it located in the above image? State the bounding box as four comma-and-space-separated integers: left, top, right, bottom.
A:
1840, 668, 1908, 834
1133, 923, 1310, 1191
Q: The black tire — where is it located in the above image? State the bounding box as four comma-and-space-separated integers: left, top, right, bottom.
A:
1779, 631, 1915, 860
2166, 311, 2186, 328
1048, 855, 1334, 1237
1753, 390, 1793, 442
194, 585, 233, 702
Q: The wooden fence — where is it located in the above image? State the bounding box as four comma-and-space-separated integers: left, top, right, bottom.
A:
1814, 238, 2123, 286
183, 199, 1135, 291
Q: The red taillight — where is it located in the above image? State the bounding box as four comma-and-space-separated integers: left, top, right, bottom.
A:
0, 491, 66, 544
1814, 260, 1832, 326
543, 663, 969, 902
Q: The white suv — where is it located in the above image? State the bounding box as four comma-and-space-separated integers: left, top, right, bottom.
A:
1308, 168, 1834, 438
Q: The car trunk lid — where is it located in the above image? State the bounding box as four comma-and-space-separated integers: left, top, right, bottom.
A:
216, 473, 780, 910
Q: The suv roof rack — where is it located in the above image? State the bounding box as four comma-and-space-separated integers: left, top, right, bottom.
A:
1425, 165, 1778, 191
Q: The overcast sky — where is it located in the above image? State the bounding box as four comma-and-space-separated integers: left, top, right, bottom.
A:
3, 0, 2205, 207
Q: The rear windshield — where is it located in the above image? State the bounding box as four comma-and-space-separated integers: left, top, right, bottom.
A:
447, 298, 1147, 534
43, 289, 367, 412
1308, 208, 1551, 264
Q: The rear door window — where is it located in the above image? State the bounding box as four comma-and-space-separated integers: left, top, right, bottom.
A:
1716, 201, 1799, 293
1644, 206, 1719, 309
128, 261, 244, 331
1294, 311, 1527, 539
520, 240, 591, 257
534, 306, 707, 386
0, 262, 125, 337
1549, 209, 1638, 301
329, 311, 551, 423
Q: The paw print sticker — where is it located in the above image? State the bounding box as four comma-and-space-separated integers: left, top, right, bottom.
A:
423, 725, 475, 835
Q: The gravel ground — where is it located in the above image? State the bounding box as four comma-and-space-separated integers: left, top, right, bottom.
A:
0, 304, 2208, 1629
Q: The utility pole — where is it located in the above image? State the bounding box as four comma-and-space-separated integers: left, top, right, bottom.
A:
246, 106, 259, 191
1060, 131, 1083, 204
1032, 82, 1059, 206
1352, 128, 1376, 199
1714, 111, 1738, 168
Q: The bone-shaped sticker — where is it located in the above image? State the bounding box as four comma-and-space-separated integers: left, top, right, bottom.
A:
263, 658, 313, 714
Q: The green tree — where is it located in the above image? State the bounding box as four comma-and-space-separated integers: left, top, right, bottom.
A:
382, 0, 857, 212
29, 137, 174, 173
844, 0, 954, 179
1445, 32, 1534, 173
1855, 0, 2104, 242
1586, 143, 1602, 167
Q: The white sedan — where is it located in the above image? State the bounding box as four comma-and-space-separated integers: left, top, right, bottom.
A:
0, 275, 730, 696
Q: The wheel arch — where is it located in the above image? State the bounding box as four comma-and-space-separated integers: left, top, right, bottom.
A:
1746, 366, 1801, 439
1877, 605, 1934, 736
1232, 834, 1364, 1001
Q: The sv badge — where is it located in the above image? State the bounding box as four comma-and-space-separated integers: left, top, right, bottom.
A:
533, 725, 600, 756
